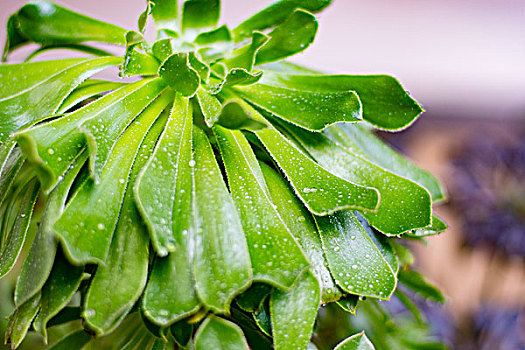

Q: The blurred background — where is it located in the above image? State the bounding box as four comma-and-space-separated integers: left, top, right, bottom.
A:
1, 0, 524, 349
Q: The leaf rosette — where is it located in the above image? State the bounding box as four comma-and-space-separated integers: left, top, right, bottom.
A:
0, 1, 446, 349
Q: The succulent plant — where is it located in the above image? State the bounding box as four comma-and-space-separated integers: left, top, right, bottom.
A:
0, 0, 447, 349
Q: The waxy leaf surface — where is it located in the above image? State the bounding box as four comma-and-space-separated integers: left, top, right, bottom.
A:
335, 332, 375, 350
195, 316, 249, 350
215, 127, 309, 289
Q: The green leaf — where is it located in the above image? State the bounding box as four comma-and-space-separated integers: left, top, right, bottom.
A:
405, 215, 447, 238
194, 316, 249, 350
233, 0, 331, 42
0, 141, 24, 209
140, 99, 200, 326
152, 38, 174, 62
14, 78, 145, 193
150, 0, 179, 31
159, 53, 200, 97
256, 126, 379, 215
0, 178, 39, 278
138, 1, 154, 34
1, 56, 121, 144
182, 0, 220, 33
24, 44, 115, 63
192, 128, 252, 313
253, 301, 272, 336
58, 79, 127, 113
394, 289, 424, 324
5, 1, 127, 55
196, 88, 222, 127
2, 15, 26, 61
5, 293, 40, 349
316, 211, 397, 299
209, 69, 263, 94
270, 271, 320, 350
33, 249, 84, 341
334, 332, 375, 350
286, 125, 432, 234
54, 87, 168, 264
189, 52, 211, 82
236, 283, 272, 313
195, 25, 233, 62
235, 84, 362, 131
170, 320, 193, 348
83, 112, 168, 336
260, 73, 424, 131
81, 78, 169, 180
134, 97, 192, 256
223, 32, 269, 72
398, 269, 445, 303
15, 152, 87, 306
326, 124, 444, 201
122, 48, 161, 77
255, 10, 317, 65
260, 161, 342, 303
214, 99, 268, 131
336, 295, 359, 314
47, 330, 92, 350
215, 127, 309, 289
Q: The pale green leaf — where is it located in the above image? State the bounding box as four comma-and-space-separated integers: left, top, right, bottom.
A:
255, 10, 317, 65
159, 53, 200, 97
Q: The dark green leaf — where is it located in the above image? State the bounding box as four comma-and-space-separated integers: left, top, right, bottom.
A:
334, 332, 375, 350
47, 330, 92, 350
170, 320, 193, 348
182, 0, 220, 33
255, 10, 317, 65
253, 301, 272, 336
270, 272, 320, 350
5, 293, 40, 349
150, 0, 179, 31
260, 73, 424, 131
2, 14, 27, 61
260, 161, 342, 303
256, 126, 379, 215
286, 126, 432, 234
0, 178, 39, 278
83, 111, 168, 335
15, 152, 87, 306
235, 84, 362, 131
316, 211, 397, 299
398, 269, 445, 303
233, 0, 331, 42
0, 141, 23, 209
327, 124, 443, 200
54, 88, 167, 264
194, 316, 249, 350
159, 53, 200, 97
33, 249, 84, 341
1, 56, 121, 144
236, 283, 272, 313
192, 127, 252, 313
215, 127, 309, 289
